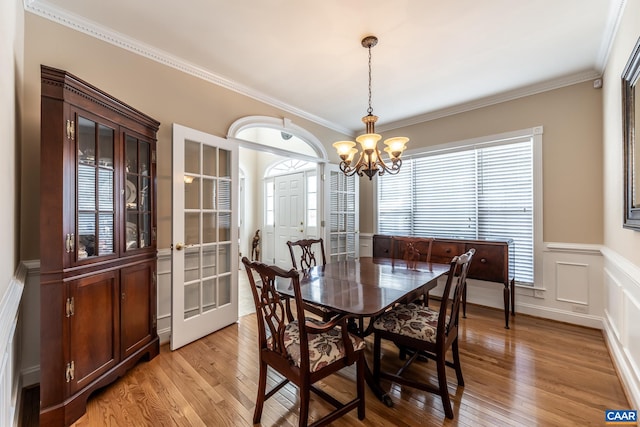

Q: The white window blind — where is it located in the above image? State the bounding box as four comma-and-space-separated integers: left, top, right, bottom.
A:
378, 138, 534, 284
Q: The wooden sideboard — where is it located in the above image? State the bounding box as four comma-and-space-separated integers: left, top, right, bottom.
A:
372, 234, 515, 328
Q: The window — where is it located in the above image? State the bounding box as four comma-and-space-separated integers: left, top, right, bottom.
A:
377, 129, 540, 285
265, 179, 274, 226
307, 175, 317, 227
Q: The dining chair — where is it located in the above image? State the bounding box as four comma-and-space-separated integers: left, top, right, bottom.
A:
241, 257, 366, 427
372, 248, 475, 419
390, 236, 435, 305
390, 235, 434, 271
286, 238, 337, 321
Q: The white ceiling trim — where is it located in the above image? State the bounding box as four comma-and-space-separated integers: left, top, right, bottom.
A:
594, 0, 628, 71
24, 0, 351, 136
24, 0, 614, 137
377, 70, 601, 133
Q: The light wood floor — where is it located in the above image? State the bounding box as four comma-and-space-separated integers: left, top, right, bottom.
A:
49, 299, 628, 427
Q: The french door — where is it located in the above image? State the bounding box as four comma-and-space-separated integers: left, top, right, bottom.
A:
171, 124, 238, 350
325, 164, 359, 261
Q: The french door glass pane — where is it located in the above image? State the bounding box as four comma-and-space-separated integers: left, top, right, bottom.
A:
185, 140, 200, 174
219, 213, 231, 242
203, 178, 215, 209
185, 212, 200, 245
219, 180, 231, 210
219, 274, 231, 306
203, 145, 216, 176
219, 148, 230, 178
219, 243, 231, 273
202, 245, 216, 278
184, 283, 199, 320
202, 279, 216, 311
185, 178, 200, 209
184, 246, 200, 282
203, 213, 217, 243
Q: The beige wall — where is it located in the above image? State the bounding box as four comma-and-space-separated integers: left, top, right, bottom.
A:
359, 81, 604, 244
21, 14, 349, 258
21, 10, 612, 259
1, 0, 23, 295
603, 0, 640, 266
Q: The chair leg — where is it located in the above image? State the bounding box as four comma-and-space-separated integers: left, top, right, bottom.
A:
253, 360, 268, 424
373, 333, 382, 381
357, 354, 365, 420
436, 353, 454, 419
298, 381, 310, 427
452, 337, 464, 386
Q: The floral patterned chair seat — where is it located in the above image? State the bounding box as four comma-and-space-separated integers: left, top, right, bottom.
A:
269, 317, 366, 372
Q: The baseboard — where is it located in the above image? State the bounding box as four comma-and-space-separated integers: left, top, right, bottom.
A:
158, 327, 171, 345
516, 301, 604, 329
20, 365, 40, 389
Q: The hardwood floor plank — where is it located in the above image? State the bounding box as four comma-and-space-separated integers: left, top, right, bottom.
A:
46, 302, 628, 427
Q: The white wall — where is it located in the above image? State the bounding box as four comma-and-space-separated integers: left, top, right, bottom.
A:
1, 0, 24, 425
600, 0, 640, 410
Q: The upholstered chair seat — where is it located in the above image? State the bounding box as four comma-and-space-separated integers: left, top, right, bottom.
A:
269, 317, 366, 372
373, 303, 450, 342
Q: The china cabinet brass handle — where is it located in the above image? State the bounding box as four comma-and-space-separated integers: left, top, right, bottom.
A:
65, 233, 75, 253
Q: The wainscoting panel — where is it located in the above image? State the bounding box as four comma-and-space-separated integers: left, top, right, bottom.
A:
555, 261, 589, 305
602, 247, 640, 409
1, 264, 26, 427
624, 290, 640, 380
157, 249, 171, 344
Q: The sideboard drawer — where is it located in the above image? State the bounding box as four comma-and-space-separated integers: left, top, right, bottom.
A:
431, 241, 466, 264
466, 244, 505, 283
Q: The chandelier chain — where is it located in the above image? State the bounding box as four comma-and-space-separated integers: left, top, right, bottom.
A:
367, 44, 373, 115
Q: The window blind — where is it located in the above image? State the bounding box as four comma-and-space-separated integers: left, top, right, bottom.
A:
378, 138, 534, 284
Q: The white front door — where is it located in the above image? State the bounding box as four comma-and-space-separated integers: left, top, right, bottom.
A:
274, 172, 305, 267
171, 124, 238, 350
325, 164, 359, 261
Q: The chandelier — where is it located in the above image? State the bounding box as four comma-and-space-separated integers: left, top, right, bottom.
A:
333, 35, 409, 180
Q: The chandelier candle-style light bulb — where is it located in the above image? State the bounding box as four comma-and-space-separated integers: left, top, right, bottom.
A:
333, 35, 409, 180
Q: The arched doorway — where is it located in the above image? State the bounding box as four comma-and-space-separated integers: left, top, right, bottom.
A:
228, 116, 327, 268
228, 115, 359, 268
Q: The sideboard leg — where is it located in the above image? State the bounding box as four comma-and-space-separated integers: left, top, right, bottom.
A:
503, 284, 510, 329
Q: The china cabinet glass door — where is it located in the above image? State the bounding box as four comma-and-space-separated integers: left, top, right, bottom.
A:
125, 134, 152, 251
76, 114, 115, 260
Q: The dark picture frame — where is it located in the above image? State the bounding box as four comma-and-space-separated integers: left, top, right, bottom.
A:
622, 37, 640, 230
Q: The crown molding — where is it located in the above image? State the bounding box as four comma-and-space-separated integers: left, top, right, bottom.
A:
376, 69, 601, 133
594, 0, 627, 71
25, 0, 616, 137
24, 0, 352, 136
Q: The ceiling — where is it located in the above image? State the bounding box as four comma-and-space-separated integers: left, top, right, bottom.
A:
26, 0, 625, 135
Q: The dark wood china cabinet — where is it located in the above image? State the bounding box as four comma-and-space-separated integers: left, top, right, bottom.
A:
39, 65, 160, 426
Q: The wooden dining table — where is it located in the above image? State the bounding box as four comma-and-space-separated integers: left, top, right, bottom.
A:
276, 256, 450, 405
